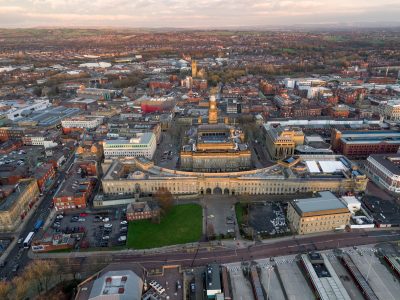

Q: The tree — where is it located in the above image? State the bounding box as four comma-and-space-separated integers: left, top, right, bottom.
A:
206, 223, 216, 240
154, 187, 174, 213
0, 281, 11, 299
24, 259, 58, 293
12, 276, 29, 300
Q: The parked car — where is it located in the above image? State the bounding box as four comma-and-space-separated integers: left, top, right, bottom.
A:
104, 223, 112, 228
79, 213, 88, 217
190, 282, 196, 293
12, 264, 19, 272
102, 217, 110, 222
78, 218, 86, 222
56, 214, 64, 220
226, 216, 235, 223
118, 235, 126, 242
102, 236, 110, 240
176, 280, 181, 290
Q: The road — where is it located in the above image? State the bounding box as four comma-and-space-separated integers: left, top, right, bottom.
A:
112, 230, 400, 269
38, 229, 400, 273
0, 152, 76, 280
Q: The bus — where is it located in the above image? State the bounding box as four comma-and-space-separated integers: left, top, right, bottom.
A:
34, 219, 44, 232
23, 232, 35, 249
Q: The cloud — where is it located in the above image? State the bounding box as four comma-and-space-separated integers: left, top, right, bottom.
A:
0, 0, 399, 27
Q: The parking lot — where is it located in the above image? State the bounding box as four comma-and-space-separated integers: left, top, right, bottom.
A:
203, 197, 236, 237
248, 202, 290, 237
146, 267, 183, 300
184, 266, 205, 300
49, 206, 128, 249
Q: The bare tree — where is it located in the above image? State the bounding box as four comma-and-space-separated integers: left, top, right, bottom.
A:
25, 259, 58, 293
207, 223, 216, 240
154, 187, 174, 213
12, 276, 29, 300
0, 281, 11, 299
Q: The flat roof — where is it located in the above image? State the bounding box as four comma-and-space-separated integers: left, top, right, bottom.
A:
368, 154, 400, 176
301, 253, 351, 300
292, 191, 349, 216
104, 132, 154, 146
206, 264, 221, 292
89, 270, 142, 300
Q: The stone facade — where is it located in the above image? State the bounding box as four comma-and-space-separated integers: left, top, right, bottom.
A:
288, 203, 351, 235
180, 95, 251, 172
180, 151, 251, 172
0, 179, 40, 232
101, 157, 368, 197
264, 125, 305, 160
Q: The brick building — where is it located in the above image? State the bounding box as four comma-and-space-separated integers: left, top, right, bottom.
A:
126, 201, 160, 221
53, 162, 97, 211
331, 129, 400, 159
34, 163, 56, 192
328, 105, 350, 118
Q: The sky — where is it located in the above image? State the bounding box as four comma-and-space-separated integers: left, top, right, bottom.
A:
0, 0, 400, 28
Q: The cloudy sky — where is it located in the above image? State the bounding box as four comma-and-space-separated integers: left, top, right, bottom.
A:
1, 0, 399, 28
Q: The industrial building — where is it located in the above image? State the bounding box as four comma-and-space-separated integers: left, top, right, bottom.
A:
301, 252, 351, 300
331, 129, 400, 159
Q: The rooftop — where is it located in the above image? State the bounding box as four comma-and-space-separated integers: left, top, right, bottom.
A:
292, 191, 350, 217
104, 132, 154, 146
88, 270, 142, 300
18, 106, 82, 127
206, 264, 221, 292
368, 154, 400, 175
0, 180, 34, 211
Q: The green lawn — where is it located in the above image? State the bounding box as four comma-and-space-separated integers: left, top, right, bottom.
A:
235, 202, 244, 225
127, 204, 202, 249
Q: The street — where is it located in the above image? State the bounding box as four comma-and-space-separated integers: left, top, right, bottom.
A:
0, 151, 75, 280
35, 229, 400, 273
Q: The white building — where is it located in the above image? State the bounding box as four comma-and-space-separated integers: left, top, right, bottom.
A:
365, 154, 400, 193
340, 196, 361, 213
0, 99, 51, 120
103, 132, 156, 159
61, 116, 103, 129
23, 136, 58, 148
